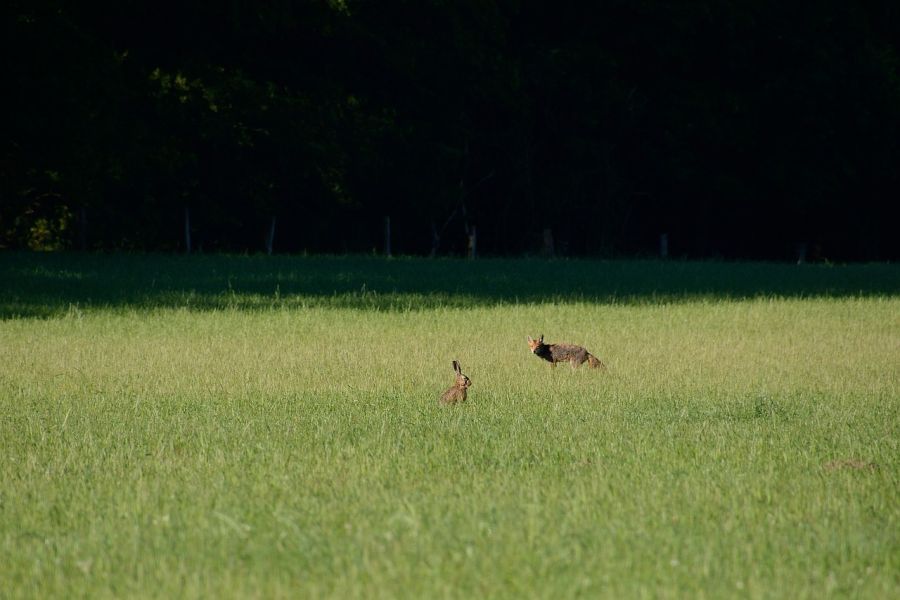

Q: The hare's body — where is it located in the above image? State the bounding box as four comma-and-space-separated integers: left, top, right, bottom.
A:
440, 360, 471, 405
527, 335, 604, 370
439, 385, 467, 405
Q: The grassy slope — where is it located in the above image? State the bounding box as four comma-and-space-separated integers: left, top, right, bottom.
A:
1, 254, 898, 598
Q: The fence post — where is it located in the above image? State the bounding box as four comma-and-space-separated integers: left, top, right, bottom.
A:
542, 228, 555, 257
265, 216, 276, 255
467, 225, 477, 259
78, 207, 88, 251
184, 207, 192, 254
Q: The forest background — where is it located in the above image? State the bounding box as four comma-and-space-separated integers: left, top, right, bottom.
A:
4, 1, 899, 260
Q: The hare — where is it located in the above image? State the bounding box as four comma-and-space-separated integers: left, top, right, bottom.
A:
439, 360, 471, 405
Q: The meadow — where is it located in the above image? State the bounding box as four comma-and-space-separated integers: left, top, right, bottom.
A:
1, 253, 898, 598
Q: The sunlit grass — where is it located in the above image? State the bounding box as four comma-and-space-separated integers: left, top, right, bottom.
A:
1, 254, 898, 598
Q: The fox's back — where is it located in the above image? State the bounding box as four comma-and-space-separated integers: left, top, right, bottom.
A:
529, 335, 603, 369
549, 343, 589, 362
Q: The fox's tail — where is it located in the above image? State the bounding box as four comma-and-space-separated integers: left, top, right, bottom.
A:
587, 354, 605, 369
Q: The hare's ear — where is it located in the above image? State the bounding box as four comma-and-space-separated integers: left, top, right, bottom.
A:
452, 360, 461, 374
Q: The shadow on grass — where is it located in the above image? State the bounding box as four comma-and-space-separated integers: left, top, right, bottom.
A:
1, 252, 898, 318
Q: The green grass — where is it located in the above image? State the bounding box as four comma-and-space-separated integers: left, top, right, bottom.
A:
2, 252, 899, 317
1, 253, 898, 598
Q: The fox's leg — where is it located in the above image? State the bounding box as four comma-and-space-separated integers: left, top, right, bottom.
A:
550, 361, 557, 369
571, 358, 579, 370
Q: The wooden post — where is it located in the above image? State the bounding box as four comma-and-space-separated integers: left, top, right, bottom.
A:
265, 216, 276, 255
184, 207, 192, 254
542, 228, 555, 257
430, 221, 440, 258
467, 225, 477, 259
659, 233, 668, 259
384, 216, 392, 257
78, 207, 87, 251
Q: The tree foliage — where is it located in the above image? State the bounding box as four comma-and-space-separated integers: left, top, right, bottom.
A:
3, 0, 899, 259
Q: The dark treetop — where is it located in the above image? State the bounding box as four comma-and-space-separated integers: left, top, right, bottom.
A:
4, 1, 899, 260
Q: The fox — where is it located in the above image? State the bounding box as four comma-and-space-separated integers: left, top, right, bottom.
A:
527, 335, 605, 370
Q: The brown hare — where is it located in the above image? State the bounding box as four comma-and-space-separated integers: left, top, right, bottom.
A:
527, 335, 605, 370
439, 360, 471, 405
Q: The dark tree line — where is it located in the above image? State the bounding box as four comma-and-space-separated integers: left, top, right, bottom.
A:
3, 1, 899, 259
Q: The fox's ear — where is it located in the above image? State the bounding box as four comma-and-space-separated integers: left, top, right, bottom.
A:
527, 336, 533, 343
452, 360, 461, 374
539, 334, 544, 343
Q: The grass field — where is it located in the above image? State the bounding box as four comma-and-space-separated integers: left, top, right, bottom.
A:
1, 253, 898, 598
